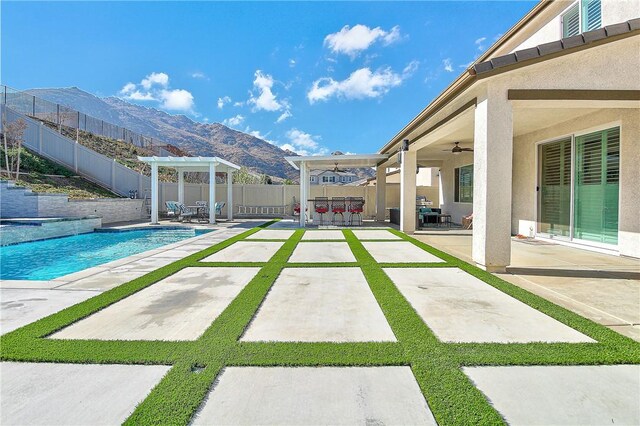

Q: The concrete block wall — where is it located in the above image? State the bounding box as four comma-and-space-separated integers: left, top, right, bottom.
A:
1, 180, 144, 224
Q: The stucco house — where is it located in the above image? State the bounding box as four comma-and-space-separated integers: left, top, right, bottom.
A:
374, 0, 639, 271
309, 169, 358, 185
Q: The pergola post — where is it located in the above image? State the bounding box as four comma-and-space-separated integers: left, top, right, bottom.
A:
227, 170, 233, 221
299, 161, 307, 228
177, 168, 185, 204
376, 166, 386, 221
151, 162, 159, 224
209, 162, 216, 224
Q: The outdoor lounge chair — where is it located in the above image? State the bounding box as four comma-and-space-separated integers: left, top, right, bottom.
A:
165, 201, 180, 221
215, 202, 225, 216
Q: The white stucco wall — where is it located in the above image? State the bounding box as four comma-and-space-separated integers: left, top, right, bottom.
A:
509, 0, 640, 53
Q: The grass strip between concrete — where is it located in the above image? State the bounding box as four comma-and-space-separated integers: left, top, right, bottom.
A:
1, 221, 638, 425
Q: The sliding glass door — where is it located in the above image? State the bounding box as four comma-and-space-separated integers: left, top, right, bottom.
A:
537, 127, 620, 247
574, 128, 619, 245
538, 138, 572, 239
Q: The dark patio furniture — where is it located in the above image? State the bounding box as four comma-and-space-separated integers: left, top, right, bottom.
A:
314, 197, 330, 225
331, 197, 346, 226
347, 197, 364, 226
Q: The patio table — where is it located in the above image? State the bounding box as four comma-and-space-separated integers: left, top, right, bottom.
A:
188, 205, 208, 223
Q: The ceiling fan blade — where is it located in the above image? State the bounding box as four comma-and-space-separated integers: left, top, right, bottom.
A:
461, 148, 474, 151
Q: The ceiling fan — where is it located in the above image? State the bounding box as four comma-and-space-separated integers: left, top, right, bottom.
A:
443, 141, 473, 155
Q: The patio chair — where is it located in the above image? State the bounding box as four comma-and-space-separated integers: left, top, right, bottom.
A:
347, 197, 364, 226
463, 213, 473, 230
418, 207, 439, 227
195, 200, 209, 222
331, 197, 346, 226
215, 202, 225, 216
313, 197, 330, 225
165, 201, 180, 221
293, 202, 308, 221
174, 202, 195, 222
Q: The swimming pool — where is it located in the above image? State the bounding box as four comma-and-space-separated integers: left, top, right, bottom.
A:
0, 228, 210, 281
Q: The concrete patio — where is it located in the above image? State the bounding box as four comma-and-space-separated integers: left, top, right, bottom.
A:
1, 224, 638, 424
414, 232, 640, 341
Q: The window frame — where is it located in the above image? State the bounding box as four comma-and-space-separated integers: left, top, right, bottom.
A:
454, 164, 474, 204
561, 0, 601, 38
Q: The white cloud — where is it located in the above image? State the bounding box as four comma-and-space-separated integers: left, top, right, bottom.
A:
191, 71, 208, 80
475, 36, 487, 51
289, 59, 296, 67
276, 110, 292, 123
217, 96, 231, 109
443, 58, 454, 72
248, 70, 283, 112
233, 101, 244, 107
284, 128, 328, 156
141, 72, 169, 90
159, 89, 194, 111
119, 72, 195, 112
307, 63, 415, 104
222, 114, 245, 127
324, 24, 402, 58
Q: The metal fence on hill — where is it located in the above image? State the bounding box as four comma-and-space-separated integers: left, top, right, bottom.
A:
1, 85, 171, 156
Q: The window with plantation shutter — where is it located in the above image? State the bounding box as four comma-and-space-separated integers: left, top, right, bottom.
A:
583, 0, 601, 32
562, 3, 580, 37
454, 165, 473, 203
562, 0, 601, 38
574, 127, 620, 245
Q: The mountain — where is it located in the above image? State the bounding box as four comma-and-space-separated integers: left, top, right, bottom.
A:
25, 87, 301, 180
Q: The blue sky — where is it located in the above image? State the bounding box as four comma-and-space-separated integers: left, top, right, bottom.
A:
2, 1, 535, 155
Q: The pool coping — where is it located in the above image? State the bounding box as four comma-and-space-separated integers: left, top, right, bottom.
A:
0, 227, 240, 290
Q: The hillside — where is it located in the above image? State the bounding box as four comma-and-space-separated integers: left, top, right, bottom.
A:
0, 147, 120, 199
25, 87, 301, 180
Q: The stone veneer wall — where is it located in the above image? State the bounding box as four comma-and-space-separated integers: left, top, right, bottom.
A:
1, 181, 145, 224
1, 217, 102, 246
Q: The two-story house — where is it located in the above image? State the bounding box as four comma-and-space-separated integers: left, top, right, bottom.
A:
309, 169, 358, 185
374, 0, 639, 271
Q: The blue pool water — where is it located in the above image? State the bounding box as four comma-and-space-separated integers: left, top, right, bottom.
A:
0, 228, 210, 280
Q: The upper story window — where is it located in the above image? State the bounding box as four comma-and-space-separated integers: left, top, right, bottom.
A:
562, 0, 601, 38
310, 176, 316, 182
322, 176, 336, 183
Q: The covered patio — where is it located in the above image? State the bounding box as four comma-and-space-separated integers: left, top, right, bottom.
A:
138, 156, 241, 224
285, 154, 388, 227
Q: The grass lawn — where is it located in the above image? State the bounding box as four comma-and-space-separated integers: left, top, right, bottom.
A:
1, 221, 638, 425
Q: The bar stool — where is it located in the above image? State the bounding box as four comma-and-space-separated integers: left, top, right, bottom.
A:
294, 202, 308, 221
314, 197, 329, 225
347, 197, 364, 226
331, 197, 346, 226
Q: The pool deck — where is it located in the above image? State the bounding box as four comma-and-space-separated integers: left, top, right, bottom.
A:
0, 219, 266, 334
1, 222, 638, 424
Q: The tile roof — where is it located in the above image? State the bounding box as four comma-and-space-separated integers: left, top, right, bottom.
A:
472, 19, 640, 76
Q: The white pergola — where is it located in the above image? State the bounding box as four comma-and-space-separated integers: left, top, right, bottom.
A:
138, 156, 241, 224
285, 154, 389, 227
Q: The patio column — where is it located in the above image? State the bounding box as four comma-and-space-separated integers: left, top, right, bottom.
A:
177, 169, 185, 204
209, 162, 216, 224
299, 161, 307, 228
400, 149, 417, 234
376, 165, 387, 221
151, 162, 159, 224
227, 170, 233, 221
472, 84, 513, 272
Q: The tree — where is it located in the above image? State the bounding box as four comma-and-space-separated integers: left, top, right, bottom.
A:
232, 167, 261, 184
2, 117, 27, 180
